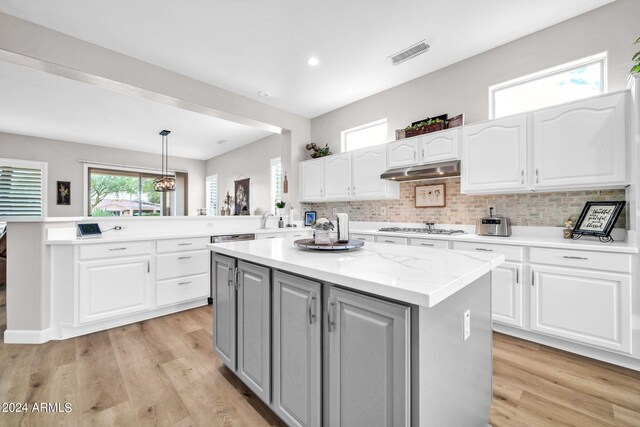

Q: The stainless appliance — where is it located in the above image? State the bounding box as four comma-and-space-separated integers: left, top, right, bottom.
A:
476, 208, 511, 237
380, 160, 460, 182
209, 233, 255, 303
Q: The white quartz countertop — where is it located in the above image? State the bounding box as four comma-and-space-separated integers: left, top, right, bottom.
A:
209, 238, 505, 308
351, 229, 638, 254
46, 227, 310, 245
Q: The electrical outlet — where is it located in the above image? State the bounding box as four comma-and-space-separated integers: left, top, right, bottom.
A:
463, 309, 471, 341
332, 207, 338, 215
380, 207, 387, 216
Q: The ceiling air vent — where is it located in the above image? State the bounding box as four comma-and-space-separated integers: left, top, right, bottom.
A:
389, 40, 430, 65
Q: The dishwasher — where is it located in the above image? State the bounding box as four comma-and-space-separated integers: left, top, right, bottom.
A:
209, 233, 255, 303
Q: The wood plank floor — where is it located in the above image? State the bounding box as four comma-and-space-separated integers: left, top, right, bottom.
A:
0, 287, 639, 426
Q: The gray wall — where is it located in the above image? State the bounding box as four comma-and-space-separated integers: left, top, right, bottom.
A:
310, 0, 640, 152
206, 133, 290, 215
0, 132, 206, 216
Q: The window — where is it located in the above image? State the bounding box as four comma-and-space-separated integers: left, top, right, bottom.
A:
270, 157, 282, 213
0, 158, 47, 217
87, 167, 174, 216
490, 53, 606, 119
206, 174, 218, 216
341, 119, 387, 152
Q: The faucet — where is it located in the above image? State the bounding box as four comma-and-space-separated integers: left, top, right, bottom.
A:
425, 222, 435, 230
260, 212, 273, 229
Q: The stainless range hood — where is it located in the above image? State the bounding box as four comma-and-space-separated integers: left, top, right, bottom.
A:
380, 160, 460, 182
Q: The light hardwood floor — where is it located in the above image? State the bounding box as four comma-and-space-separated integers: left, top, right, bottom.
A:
0, 287, 638, 426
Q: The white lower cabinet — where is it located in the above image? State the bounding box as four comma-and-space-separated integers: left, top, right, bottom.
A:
530, 265, 631, 353
490, 262, 523, 328
78, 255, 153, 324
156, 273, 209, 307
408, 238, 449, 249
327, 286, 410, 427
349, 233, 375, 242
273, 272, 321, 427
212, 253, 237, 370
375, 235, 408, 245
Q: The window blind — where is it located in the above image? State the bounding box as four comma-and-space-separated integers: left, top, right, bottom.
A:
0, 164, 44, 217
270, 158, 282, 212
206, 175, 218, 215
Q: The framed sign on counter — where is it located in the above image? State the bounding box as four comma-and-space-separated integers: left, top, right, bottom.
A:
572, 201, 625, 243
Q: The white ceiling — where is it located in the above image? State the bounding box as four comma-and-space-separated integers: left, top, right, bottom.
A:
0, 0, 614, 119
0, 61, 274, 160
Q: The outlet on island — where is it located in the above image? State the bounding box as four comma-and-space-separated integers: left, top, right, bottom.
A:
463, 309, 471, 341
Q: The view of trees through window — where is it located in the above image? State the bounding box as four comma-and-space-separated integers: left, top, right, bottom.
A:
89, 168, 172, 216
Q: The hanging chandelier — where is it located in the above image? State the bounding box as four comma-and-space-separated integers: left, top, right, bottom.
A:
153, 129, 176, 192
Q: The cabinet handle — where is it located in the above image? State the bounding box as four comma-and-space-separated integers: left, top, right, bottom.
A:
108, 247, 127, 251
535, 168, 539, 183
308, 294, 317, 324
178, 242, 192, 246
422, 148, 425, 159
293, 234, 302, 237
353, 186, 355, 195
328, 297, 336, 332
234, 267, 239, 289
521, 170, 524, 184
413, 150, 416, 160
178, 281, 191, 285
421, 243, 434, 247
562, 255, 588, 260
227, 267, 233, 287
515, 268, 519, 284
531, 270, 535, 286
178, 256, 192, 260
475, 248, 493, 252
147, 260, 150, 273
384, 240, 397, 244
266, 236, 276, 239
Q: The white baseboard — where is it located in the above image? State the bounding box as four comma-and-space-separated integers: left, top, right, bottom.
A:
4, 327, 53, 344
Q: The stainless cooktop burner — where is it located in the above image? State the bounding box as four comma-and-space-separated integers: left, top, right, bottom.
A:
378, 227, 466, 235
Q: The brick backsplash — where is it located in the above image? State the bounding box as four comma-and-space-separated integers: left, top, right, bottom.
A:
300, 178, 627, 228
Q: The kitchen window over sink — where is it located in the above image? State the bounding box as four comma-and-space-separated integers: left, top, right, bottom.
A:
490, 53, 606, 119
341, 118, 387, 152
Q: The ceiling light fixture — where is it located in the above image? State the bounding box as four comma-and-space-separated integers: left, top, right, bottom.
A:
258, 91, 271, 97
153, 130, 176, 192
307, 57, 319, 66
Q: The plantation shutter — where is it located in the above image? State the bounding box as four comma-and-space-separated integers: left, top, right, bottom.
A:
270, 158, 282, 212
0, 163, 44, 217
206, 175, 218, 216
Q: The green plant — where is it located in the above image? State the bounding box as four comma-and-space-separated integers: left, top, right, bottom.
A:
305, 142, 332, 158
276, 200, 285, 209
632, 36, 640, 74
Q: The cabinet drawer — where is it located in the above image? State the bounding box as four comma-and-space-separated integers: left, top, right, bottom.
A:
256, 233, 281, 240
157, 237, 209, 253
156, 250, 210, 280
452, 241, 523, 262
530, 247, 631, 273
375, 235, 408, 245
157, 273, 209, 307
79, 241, 152, 260
287, 230, 313, 239
409, 238, 449, 249
350, 233, 375, 242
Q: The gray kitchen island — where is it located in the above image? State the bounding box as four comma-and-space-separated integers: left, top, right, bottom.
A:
209, 237, 504, 426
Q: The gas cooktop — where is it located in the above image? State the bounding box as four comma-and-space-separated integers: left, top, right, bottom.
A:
378, 227, 466, 235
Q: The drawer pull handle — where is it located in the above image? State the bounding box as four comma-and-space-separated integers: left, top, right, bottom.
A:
178, 281, 191, 285
266, 236, 276, 239
563, 255, 588, 260
178, 256, 192, 260
421, 243, 434, 247
475, 248, 493, 252
384, 240, 397, 244
178, 243, 192, 246
109, 247, 127, 251
293, 234, 302, 237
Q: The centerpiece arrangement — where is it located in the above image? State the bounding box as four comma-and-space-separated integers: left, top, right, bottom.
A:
305, 142, 332, 158
312, 217, 334, 244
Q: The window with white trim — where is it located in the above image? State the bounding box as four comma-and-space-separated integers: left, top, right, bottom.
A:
490, 53, 606, 119
270, 157, 282, 213
206, 174, 218, 216
0, 158, 47, 217
341, 119, 387, 152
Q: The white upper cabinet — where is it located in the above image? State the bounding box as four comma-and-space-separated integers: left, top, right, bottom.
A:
299, 157, 325, 201
419, 128, 460, 163
351, 144, 398, 199
386, 138, 417, 168
324, 152, 351, 200
532, 92, 627, 190
461, 114, 528, 194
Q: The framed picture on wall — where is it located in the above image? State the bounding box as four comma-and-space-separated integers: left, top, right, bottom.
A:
415, 184, 445, 208
57, 181, 70, 205
234, 178, 250, 215
572, 201, 625, 242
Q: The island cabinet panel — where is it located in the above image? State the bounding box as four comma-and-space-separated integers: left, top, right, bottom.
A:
236, 261, 271, 404
78, 255, 153, 324
327, 286, 410, 427
273, 272, 321, 427
212, 253, 236, 370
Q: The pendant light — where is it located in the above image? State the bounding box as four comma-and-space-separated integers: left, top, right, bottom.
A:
153, 129, 176, 192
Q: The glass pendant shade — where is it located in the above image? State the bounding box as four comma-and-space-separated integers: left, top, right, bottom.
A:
154, 129, 176, 192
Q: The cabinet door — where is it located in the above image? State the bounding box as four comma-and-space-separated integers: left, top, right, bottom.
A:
461, 115, 528, 194
420, 128, 459, 162
299, 159, 325, 201
351, 145, 395, 199
236, 261, 271, 404
530, 265, 631, 353
324, 153, 351, 200
273, 272, 321, 427
212, 254, 237, 370
328, 287, 410, 427
78, 256, 152, 324
491, 262, 523, 328
533, 92, 627, 190
386, 139, 417, 168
